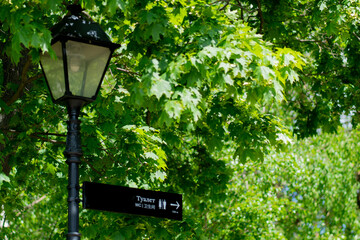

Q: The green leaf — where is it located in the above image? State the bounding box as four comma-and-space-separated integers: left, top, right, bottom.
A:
283, 53, 296, 66
319, 1, 327, 11
144, 151, 159, 160
0, 133, 4, 145
157, 158, 167, 170
254, 66, 275, 81
10, 34, 21, 63
169, 7, 187, 26
273, 79, 284, 101
223, 74, 234, 85
151, 170, 166, 182
111, 231, 125, 240
202, 46, 219, 58
326, 21, 338, 35
106, 0, 119, 16
218, 62, 231, 74
164, 100, 183, 119
150, 23, 164, 42
150, 77, 172, 99
287, 68, 299, 83
0, 99, 12, 114
0, 173, 10, 188
45, 163, 57, 175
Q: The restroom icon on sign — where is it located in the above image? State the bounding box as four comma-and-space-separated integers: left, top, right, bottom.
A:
159, 199, 167, 210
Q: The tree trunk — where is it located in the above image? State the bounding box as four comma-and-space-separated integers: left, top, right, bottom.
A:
0, 52, 31, 175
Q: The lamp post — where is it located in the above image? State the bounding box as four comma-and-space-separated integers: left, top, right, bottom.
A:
39, 5, 119, 240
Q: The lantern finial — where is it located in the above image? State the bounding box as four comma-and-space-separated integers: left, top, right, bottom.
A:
67, 4, 83, 15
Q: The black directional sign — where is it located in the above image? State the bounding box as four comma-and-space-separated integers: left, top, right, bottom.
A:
82, 182, 182, 220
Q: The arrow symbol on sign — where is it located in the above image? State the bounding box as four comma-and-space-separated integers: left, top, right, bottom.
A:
170, 201, 180, 210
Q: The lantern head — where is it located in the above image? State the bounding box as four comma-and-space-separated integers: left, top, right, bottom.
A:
40, 4, 120, 107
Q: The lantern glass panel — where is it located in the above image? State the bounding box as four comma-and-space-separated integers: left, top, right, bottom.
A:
40, 41, 65, 101
66, 40, 111, 98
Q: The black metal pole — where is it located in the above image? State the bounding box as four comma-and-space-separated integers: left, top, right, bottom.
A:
64, 104, 82, 240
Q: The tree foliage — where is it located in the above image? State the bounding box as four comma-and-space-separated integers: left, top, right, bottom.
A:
0, 0, 359, 239
214, 0, 360, 137
204, 128, 360, 239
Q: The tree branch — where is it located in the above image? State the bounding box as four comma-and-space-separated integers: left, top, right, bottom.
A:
2, 129, 66, 137
211, 0, 224, 5
6, 57, 31, 105
26, 73, 43, 84
1, 129, 66, 144
116, 67, 140, 76
16, 194, 47, 217
29, 135, 66, 145
33, 132, 67, 137
83, 157, 104, 176
48, 219, 59, 240
295, 38, 325, 44
146, 108, 151, 126
255, 0, 264, 34
5, 55, 43, 106
353, 32, 360, 42
219, 0, 230, 11
235, 0, 244, 20
1, 213, 5, 229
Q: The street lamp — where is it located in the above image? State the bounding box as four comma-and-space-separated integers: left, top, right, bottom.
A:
39, 4, 120, 240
